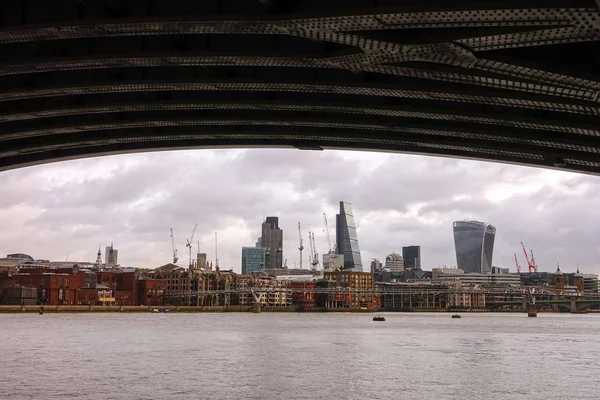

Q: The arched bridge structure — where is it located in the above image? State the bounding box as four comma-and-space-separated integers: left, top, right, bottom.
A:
1, 0, 600, 173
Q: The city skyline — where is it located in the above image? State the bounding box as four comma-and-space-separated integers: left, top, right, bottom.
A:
1, 149, 599, 274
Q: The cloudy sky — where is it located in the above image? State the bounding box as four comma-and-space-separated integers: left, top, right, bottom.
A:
1, 149, 599, 275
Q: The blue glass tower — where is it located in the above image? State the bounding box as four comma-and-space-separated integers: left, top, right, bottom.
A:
242, 247, 266, 274
336, 201, 363, 272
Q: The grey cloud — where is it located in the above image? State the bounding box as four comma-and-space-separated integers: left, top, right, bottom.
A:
0, 149, 599, 275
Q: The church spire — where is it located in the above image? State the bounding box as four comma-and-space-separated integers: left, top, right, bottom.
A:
95, 246, 102, 265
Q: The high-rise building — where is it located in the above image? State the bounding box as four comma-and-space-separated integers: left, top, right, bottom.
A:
105, 244, 118, 268
370, 258, 382, 274
197, 253, 208, 270
260, 216, 283, 269
402, 246, 421, 270
242, 247, 266, 274
336, 201, 363, 272
384, 252, 404, 272
452, 220, 496, 274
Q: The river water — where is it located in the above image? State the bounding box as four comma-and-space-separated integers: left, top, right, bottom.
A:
0, 312, 599, 400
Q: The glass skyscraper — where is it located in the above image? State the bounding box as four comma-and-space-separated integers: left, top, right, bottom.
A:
402, 246, 421, 270
336, 201, 363, 272
453, 220, 496, 274
242, 247, 266, 275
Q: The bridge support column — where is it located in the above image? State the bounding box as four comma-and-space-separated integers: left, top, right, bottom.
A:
527, 303, 537, 317
570, 299, 577, 314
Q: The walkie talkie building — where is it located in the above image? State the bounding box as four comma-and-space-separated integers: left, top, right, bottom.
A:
453, 220, 496, 274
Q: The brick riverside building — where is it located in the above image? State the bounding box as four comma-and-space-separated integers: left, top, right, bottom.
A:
322, 271, 378, 309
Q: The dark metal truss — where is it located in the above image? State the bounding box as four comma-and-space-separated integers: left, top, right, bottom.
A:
0, 0, 599, 173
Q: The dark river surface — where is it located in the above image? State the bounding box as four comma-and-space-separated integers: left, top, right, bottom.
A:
0, 312, 599, 400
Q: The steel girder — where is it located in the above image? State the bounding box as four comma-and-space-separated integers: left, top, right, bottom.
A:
0, 0, 599, 173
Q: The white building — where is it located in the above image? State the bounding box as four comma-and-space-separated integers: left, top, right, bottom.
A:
385, 252, 404, 273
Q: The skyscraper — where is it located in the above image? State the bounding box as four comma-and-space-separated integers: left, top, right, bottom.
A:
336, 201, 363, 272
453, 220, 496, 274
260, 216, 283, 269
105, 244, 118, 268
402, 246, 421, 270
242, 247, 266, 274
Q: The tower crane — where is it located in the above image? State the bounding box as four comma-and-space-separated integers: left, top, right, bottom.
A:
323, 213, 333, 253
530, 249, 538, 273
308, 231, 314, 268
310, 232, 320, 270
521, 242, 536, 273
170, 228, 178, 264
298, 222, 304, 269
186, 224, 197, 268
513, 253, 521, 273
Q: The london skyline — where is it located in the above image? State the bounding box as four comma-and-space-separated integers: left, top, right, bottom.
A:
0, 148, 599, 275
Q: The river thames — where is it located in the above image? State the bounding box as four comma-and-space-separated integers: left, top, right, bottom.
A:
0, 312, 598, 399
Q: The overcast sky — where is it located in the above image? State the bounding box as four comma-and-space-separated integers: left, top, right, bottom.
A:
1, 149, 599, 275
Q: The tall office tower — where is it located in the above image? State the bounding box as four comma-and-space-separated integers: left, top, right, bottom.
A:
335, 201, 363, 272
242, 247, 266, 274
105, 243, 118, 268
370, 259, 382, 274
385, 252, 404, 272
453, 220, 496, 274
260, 216, 283, 269
402, 246, 421, 270
197, 253, 208, 270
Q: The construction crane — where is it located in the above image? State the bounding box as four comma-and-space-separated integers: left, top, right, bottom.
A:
310, 232, 320, 270
521, 242, 536, 273
170, 228, 178, 264
298, 222, 304, 269
513, 253, 521, 273
323, 213, 333, 253
530, 249, 538, 273
186, 224, 197, 268
308, 231, 315, 268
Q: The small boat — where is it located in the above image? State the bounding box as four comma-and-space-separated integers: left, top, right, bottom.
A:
373, 315, 385, 321
451, 314, 461, 319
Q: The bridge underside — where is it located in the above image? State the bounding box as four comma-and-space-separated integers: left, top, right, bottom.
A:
1, 0, 600, 173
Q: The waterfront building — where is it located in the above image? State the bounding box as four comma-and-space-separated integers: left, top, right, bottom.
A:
520, 272, 553, 286
583, 274, 599, 296
384, 252, 404, 273
241, 247, 265, 275
377, 282, 449, 310
448, 287, 486, 309
453, 220, 496, 274
435, 272, 520, 286
402, 246, 421, 270
335, 201, 363, 271
137, 279, 166, 306
322, 271, 377, 309
260, 216, 283, 269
